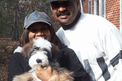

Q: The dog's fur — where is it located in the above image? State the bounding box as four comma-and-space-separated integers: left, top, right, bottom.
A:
13, 37, 74, 81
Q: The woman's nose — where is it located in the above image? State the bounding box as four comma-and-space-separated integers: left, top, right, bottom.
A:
36, 31, 44, 35
35, 32, 44, 39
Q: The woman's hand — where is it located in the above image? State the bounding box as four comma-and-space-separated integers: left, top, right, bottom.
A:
35, 66, 52, 81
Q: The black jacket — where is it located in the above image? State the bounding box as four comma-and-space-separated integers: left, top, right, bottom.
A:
8, 46, 91, 81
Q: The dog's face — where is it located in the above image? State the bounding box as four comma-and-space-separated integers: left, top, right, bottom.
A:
22, 37, 59, 69
29, 49, 49, 69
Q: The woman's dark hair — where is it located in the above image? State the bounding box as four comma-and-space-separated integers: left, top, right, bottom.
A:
20, 29, 29, 47
20, 22, 62, 48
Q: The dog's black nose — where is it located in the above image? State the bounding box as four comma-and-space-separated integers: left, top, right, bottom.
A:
36, 59, 42, 63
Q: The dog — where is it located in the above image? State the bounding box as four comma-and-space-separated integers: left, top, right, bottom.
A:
13, 37, 74, 81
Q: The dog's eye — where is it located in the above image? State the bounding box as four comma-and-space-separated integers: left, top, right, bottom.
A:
43, 51, 48, 55
43, 49, 52, 59
28, 51, 36, 58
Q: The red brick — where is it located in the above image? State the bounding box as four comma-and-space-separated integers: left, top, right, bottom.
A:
82, 0, 120, 29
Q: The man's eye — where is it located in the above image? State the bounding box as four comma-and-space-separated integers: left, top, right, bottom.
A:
51, 2, 58, 8
64, 2, 70, 6
51, 1, 71, 9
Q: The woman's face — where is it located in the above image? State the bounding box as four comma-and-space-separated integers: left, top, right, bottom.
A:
28, 23, 51, 42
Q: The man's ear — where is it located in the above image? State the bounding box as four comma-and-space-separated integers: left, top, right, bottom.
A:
22, 41, 33, 57
76, 0, 80, 8
77, 0, 80, 4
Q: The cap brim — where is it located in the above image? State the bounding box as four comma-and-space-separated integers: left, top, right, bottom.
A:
45, 0, 70, 3
24, 20, 51, 29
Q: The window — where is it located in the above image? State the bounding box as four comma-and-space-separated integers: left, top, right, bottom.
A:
100, 0, 105, 17
88, 0, 105, 18
88, 0, 92, 14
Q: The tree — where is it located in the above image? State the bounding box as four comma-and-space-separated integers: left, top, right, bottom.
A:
0, 0, 60, 40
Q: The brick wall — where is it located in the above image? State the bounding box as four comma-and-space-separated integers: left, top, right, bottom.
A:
106, 0, 120, 29
82, 0, 120, 30
82, 0, 88, 13
82, 0, 94, 13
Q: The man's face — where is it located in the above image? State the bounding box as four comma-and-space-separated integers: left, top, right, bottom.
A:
50, 0, 79, 25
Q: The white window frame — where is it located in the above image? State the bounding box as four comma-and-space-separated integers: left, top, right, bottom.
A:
88, 0, 92, 14
99, 0, 106, 17
94, 0, 106, 18
94, 0, 97, 15
80, 0, 83, 12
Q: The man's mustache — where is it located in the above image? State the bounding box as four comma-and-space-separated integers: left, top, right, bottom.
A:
56, 10, 70, 17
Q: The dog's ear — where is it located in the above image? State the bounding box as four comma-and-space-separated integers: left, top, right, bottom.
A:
22, 41, 33, 57
51, 43, 59, 60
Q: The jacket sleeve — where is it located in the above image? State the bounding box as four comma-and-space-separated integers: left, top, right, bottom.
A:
101, 22, 122, 81
7, 53, 30, 81
58, 47, 91, 81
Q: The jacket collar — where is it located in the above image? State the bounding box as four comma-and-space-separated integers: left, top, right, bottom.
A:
61, 11, 81, 30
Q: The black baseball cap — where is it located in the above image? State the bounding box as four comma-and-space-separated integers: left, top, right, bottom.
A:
45, 0, 70, 3
24, 11, 52, 29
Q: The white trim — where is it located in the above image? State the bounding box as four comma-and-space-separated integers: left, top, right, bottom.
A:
80, 0, 83, 12
94, 0, 97, 15
92, 0, 106, 17
104, 0, 106, 18
99, 0, 106, 17
88, 0, 92, 14
99, 0, 102, 16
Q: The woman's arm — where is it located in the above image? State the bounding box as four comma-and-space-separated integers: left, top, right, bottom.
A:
8, 53, 30, 81
34, 47, 92, 81
58, 47, 91, 81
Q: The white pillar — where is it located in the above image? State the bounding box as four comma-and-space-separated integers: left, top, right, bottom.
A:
99, 0, 102, 16
94, 0, 97, 15
80, 0, 83, 12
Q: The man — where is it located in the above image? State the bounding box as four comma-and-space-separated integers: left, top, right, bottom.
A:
45, 0, 122, 81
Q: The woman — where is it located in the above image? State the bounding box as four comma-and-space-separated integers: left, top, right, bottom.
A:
8, 11, 91, 81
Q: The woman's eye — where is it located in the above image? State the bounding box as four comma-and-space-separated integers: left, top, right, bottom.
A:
43, 28, 48, 30
40, 28, 48, 31
30, 29, 37, 33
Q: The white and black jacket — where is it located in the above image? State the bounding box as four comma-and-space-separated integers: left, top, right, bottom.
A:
56, 12, 122, 81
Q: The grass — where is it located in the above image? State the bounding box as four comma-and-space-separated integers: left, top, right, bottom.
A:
0, 38, 19, 81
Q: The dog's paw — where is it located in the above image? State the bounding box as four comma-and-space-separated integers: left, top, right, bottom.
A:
13, 72, 34, 81
50, 67, 74, 81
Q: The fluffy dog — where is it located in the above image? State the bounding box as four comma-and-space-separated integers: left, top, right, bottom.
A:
13, 37, 74, 81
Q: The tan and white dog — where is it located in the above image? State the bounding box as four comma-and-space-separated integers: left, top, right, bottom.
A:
13, 37, 74, 81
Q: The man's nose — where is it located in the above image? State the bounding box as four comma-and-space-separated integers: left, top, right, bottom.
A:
58, 7, 66, 12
